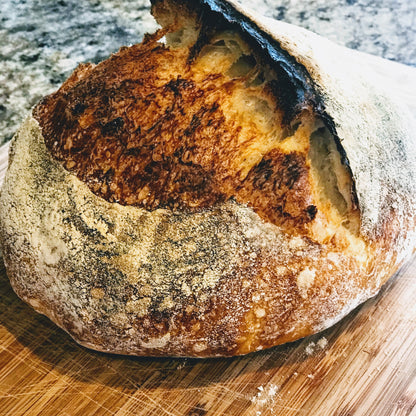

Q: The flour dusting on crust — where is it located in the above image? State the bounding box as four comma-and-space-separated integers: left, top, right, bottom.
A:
0, 116, 389, 356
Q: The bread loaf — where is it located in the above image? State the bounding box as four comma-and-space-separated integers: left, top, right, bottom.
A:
1, 0, 416, 357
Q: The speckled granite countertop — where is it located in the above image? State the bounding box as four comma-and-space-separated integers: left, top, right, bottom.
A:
1, 0, 415, 144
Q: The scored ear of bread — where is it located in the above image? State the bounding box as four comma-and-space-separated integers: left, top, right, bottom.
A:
33, 0, 359, 247
1, 0, 416, 357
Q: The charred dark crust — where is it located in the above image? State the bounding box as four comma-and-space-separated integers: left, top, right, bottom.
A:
237, 150, 315, 229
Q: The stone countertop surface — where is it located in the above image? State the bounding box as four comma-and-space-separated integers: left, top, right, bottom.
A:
1, 0, 415, 144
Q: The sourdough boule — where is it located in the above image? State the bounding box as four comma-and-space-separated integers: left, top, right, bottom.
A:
1, 0, 416, 357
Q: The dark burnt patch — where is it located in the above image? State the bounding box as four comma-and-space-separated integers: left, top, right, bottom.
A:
71, 101, 87, 116
237, 150, 314, 230
101, 117, 124, 136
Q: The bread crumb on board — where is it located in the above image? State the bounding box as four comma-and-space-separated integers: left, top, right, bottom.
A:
251, 384, 279, 414
305, 336, 328, 355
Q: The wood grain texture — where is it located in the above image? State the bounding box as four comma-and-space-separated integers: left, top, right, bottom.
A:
0, 142, 415, 416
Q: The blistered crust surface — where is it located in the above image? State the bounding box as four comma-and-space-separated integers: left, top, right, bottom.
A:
0, 116, 389, 356
33, 31, 318, 232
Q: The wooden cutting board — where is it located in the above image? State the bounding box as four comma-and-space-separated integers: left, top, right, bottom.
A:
0, 140, 415, 416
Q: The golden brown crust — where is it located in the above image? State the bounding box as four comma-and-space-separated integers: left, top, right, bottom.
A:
33, 30, 316, 232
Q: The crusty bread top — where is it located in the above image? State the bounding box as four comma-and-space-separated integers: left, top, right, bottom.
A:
33, 2, 361, 249
33, 31, 315, 232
